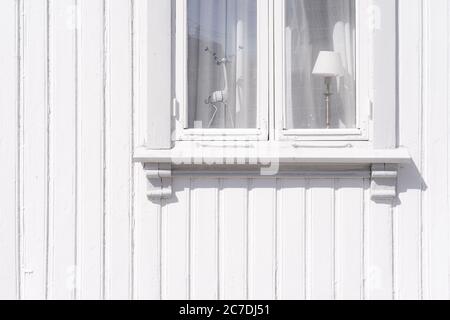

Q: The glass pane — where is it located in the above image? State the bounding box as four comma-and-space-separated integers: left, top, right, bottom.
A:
187, 0, 258, 129
285, 0, 356, 129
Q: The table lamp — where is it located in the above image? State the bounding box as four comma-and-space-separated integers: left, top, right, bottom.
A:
312, 51, 345, 129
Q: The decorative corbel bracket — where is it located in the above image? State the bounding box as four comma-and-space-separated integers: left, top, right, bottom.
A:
144, 163, 172, 201
371, 164, 398, 201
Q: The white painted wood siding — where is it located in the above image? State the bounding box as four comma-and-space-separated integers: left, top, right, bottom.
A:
0, 0, 449, 300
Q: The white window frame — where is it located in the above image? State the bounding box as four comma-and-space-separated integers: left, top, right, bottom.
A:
273, 0, 371, 142
174, 0, 270, 141
140, 0, 397, 151
175, 0, 373, 143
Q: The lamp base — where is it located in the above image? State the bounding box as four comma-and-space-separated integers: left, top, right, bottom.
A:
324, 77, 333, 129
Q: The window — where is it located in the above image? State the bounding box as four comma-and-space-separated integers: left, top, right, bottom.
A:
284, 0, 356, 130
170, 0, 391, 145
187, 0, 258, 129
274, 0, 370, 141
176, 0, 269, 140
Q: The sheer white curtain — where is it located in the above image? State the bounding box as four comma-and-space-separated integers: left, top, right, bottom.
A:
285, 0, 356, 129
187, 0, 257, 129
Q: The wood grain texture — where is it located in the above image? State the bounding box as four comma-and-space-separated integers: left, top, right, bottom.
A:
132, 0, 161, 300
47, 0, 77, 300
335, 179, 365, 300
0, 0, 449, 301
76, 0, 105, 300
307, 180, 335, 300
104, 0, 133, 300
277, 179, 306, 300
190, 178, 219, 300
0, 0, 20, 300
396, 0, 423, 300
366, 201, 393, 300
248, 179, 276, 300
219, 179, 248, 300
422, 0, 450, 300
20, 0, 49, 300
133, 166, 161, 300
161, 178, 190, 300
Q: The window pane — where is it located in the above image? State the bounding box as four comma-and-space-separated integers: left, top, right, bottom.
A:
187, 0, 258, 129
285, 0, 356, 129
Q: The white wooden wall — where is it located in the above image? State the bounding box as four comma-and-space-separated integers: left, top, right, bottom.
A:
0, 0, 449, 300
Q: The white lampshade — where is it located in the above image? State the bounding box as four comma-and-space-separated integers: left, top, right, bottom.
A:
312, 51, 345, 77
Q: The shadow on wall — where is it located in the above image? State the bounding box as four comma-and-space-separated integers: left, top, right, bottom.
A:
395, 160, 427, 206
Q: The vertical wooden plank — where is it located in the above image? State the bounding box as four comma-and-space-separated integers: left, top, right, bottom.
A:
0, 0, 20, 300
133, 164, 162, 300
448, 4, 450, 292
133, 171, 161, 300
76, 0, 105, 300
307, 179, 335, 300
396, 0, 423, 300
277, 179, 306, 300
190, 178, 219, 300
219, 179, 248, 300
48, 0, 77, 300
422, 0, 450, 300
20, 0, 49, 300
366, 200, 393, 300
335, 179, 364, 300
104, 0, 133, 300
133, 162, 160, 300
161, 177, 190, 300
362, 179, 370, 300
248, 179, 276, 300
132, 0, 161, 300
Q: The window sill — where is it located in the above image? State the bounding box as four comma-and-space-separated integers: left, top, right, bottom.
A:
133, 142, 411, 166
135, 142, 411, 202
